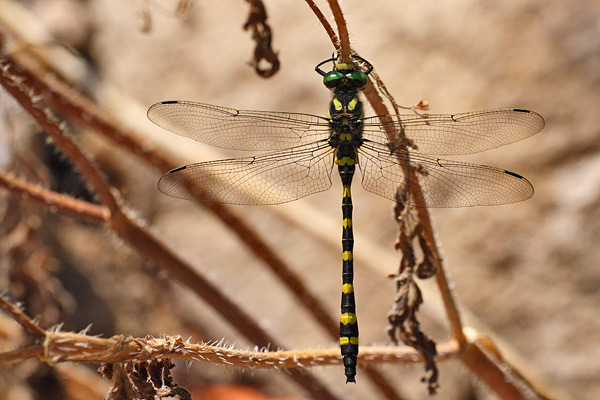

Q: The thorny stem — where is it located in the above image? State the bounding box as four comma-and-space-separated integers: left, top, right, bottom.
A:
0, 58, 121, 217
0, 170, 110, 223
305, 0, 339, 52
361, 59, 466, 347
0, 295, 45, 339
0, 323, 460, 368
326, 0, 350, 62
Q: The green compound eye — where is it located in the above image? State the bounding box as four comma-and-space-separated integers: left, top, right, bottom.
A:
346, 70, 367, 88
323, 71, 343, 88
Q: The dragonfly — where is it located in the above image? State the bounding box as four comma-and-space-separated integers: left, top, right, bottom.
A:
147, 56, 545, 383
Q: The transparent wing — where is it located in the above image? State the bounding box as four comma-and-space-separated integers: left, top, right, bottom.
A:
357, 140, 534, 207
158, 141, 336, 205
361, 108, 544, 156
148, 101, 331, 151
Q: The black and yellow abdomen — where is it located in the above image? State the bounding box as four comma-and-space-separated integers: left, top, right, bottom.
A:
327, 71, 365, 382
337, 148, 359, 383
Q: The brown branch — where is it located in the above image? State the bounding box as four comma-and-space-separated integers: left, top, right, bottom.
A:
305, 0, 339, 51
0, 292, 550, 400
461, 334, 559, 400
4, 329, 460, 369
0, 344, 43, 364
326, 0, 350, 62
364, 71, 466, 346
417, 208, 466, 345
360, 58, 460, 394
0, 57, 121, 216
0, 295, 46, 338
0, 169, 109, 223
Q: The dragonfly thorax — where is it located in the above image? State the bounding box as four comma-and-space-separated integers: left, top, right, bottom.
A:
329, 87, 364, 118
327, 85, 365, 148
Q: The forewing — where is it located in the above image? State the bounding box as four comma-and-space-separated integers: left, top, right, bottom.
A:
357, 140, 534, 207
158, 141, 335, 205
148, 101, 331, 151
361, 108, 544, 156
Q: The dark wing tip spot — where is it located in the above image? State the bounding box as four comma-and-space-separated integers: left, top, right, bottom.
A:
161, 100, 179, 105
169, 166, 187, 173
512, 108, 530, 113
504, 169, 525, 179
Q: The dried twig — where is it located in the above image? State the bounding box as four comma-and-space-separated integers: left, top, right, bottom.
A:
325, 0, 350, 62
244, 0, 279, 77
0, 296, 460, 369
0, 294, 45, 338
0, 169, 109, 223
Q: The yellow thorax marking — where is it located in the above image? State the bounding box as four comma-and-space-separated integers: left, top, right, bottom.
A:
339, 132, 352, 141
348, 97, 358, 111
340, 312, 357, 325
342, 283, 354, 293
332, 97, 343, 111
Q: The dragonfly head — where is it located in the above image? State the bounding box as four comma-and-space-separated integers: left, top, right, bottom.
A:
315, 55, 373, 90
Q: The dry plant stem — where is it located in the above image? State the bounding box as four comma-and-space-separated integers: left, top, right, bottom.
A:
0, 294, 45, 338
362, 82, 466, 346
0, 344, 43, 364
326, 0, 350, 61
4, 329, 460, 369
0, 170, 109, 223
0, 58, 120, 216
305, 0, 339, 49
363, 62, 549, 399
415, 207, 466, 345
462, 339, 545, 400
